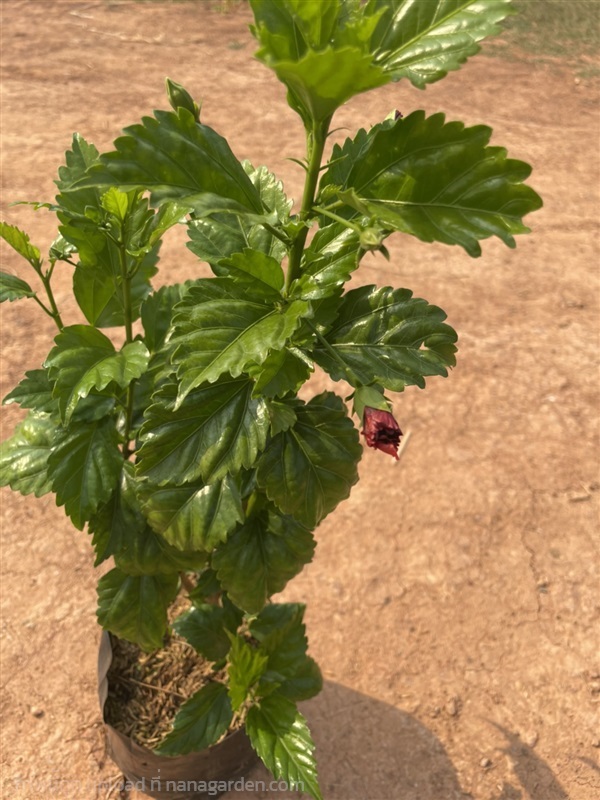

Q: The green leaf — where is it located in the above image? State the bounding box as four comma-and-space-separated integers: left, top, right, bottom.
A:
251, 603, 323, 701
0, 271, 35, 302
139, 475, 244, 552
313, 285, 458, 391
62, 190, 161, 328
75, 108, 263, 213
290, 224, 361, 302
265, 46, 387, 125
367, 0, 515, 88
173, 604, 237, 662
113, 522, 206, 576
124, 200, 190, 263
251, 603, 306, 648
100, 186, 130, 221
0, 222, 41, 267
250, 603, 307, 678
212, 511, 315, 614
0, 413, 55, 497
277, 656, 323, 702
187, 162, 291, 265
45, 325, 149, 423
88, 464, 143, 566
228, 636, 269, 711
3, 369, 58, 414
155, 682, 233, 756
140, 282, 193, 353
96, 567, 178, 652
256, 392, 361, 528
72, 256, 157, 328
246, 694, 322, 800
265, 399, 298, 436
250, 0, 387, 124
320, 111, 542, 257
47, 417, 123, 529
249, 347, 313, 399
170, 282, 309, 403
55, 133, 100, 193
137, 377, 270, 486
217, 248, 284, 295
189, 569, 222, 604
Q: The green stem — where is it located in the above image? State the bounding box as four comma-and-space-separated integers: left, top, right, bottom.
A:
33, 260, 64, 331
118, 242, 136, 459
307, 320, 361, 387
312, 205, 361, 232
285, 117, 332, 293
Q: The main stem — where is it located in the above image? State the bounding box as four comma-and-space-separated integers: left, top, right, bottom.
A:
119, 243, 136, 459
285, 117, 331, 293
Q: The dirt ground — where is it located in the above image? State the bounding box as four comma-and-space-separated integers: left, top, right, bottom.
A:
1, 2, 599, 799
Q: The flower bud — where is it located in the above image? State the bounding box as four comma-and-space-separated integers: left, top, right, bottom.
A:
165, 78, 201, 122
362, 406, 402, 460
359, 226, 385, 251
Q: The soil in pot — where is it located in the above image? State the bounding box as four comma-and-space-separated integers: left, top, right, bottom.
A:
104, 629, 240, 749
100, 599, 259, 800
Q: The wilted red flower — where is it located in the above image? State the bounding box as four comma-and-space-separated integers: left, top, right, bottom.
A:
362, 406, 402, 459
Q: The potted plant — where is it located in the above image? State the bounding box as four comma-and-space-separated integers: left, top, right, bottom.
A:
0, 1, 542, 798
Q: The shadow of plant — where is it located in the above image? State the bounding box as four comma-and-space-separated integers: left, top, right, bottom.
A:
223, 685, 574, 800
491, 723, 569, 800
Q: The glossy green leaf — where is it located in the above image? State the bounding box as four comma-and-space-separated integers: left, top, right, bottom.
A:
320, 111, 543, 256
277, 656, 323, 702
246, 693, 322, 800
249, 347, 313, 399
140, 282, 193, 353
251, 603, 307, 679
0, 222, 41, 267
189, 568, 222, 604
250, 0, 387, 124
3, 369, 58, 414
265, 46, 387, 125
96, 567, 178, 652
55, 133, 100, 198
187, 163, 290, 266
0, 413, 55, 497
139, 475, 244, 552
173, 604, 237, 662
313, 285, 458, 391
228, 636, 269, 711
0, 271, 35, 303
156, 682, 233, 756
256, 392, 361, 528
137, 378, 270, 486
47, 417, 123, 529
170, 283, 309, 403
367, 0, 514, 88
101, 186, 130, 221
290, 224, 361, 302
88, 464, 143, 566
251, 603, 306, 650
251, 602, 322, 701
212, 511, 316, 614
75, 108, 263, 213
45, 325, 149, 423
265, 399, 298, 435
72, 257, 157, 328
113, 523, 206, 576
217, 249, 284, 295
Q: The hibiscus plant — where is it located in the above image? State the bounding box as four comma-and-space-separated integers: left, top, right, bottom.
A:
0, 1, 541, 797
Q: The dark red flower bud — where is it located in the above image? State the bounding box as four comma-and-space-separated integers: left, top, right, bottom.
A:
362, 406, 402, 459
